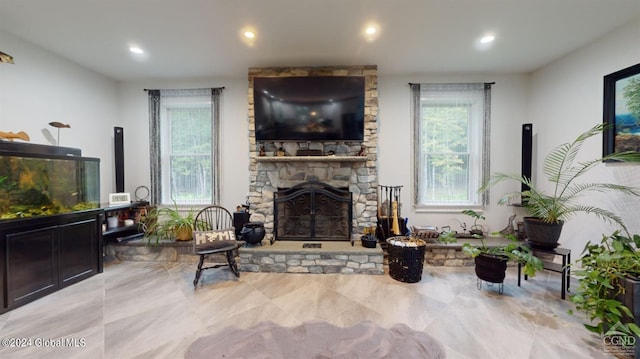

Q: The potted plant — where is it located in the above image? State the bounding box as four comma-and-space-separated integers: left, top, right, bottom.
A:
463, 234, 543, 292
143, 203, 197, 245
481, 124, 640, 248
570, 231, 640, 353
462, 209, 485, 237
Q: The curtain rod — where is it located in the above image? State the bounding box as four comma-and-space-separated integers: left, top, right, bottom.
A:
143, 86, 225, 91
408, 82, 495, 86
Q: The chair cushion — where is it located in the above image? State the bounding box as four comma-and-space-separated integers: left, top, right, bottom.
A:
193, 228, 238, 251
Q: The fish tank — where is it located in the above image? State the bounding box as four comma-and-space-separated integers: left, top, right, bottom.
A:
0, 142, 100, 220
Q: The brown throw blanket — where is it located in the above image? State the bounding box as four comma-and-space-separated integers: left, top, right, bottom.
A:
186, 321, 445, 359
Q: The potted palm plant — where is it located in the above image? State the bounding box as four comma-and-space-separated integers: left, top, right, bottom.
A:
570, 231, 640, 356
481, 123, 640, 248
143, 203, 197, 245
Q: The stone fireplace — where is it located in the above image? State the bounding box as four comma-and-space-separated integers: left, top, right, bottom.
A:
247, 65, 379, 243
274, 181, 352, 241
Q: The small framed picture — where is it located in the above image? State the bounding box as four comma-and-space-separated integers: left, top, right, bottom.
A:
109, 192, 131, 206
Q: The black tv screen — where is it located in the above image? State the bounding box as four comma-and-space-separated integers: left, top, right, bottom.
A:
253, 76, 365, 142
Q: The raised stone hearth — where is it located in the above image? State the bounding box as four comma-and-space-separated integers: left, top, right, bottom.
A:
105, 239, 199, 262
423, 237, 518, 266
105, 239, 384, 275
239, 241, 384, 275
104, 237, 513, 272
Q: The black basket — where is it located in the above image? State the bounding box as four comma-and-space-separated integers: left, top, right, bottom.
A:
360, 234, 377, 248
387, 244, 426, 283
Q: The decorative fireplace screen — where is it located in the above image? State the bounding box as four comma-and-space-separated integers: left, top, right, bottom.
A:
274, 181, 352, 241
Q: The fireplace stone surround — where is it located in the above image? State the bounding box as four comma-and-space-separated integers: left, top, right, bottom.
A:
247, 66, 379, 243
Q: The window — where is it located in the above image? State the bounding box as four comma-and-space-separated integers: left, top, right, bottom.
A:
411, 83, 491, 209
148, 88, 223, 206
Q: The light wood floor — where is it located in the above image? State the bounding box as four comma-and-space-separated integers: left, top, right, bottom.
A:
0, 261, 616, 358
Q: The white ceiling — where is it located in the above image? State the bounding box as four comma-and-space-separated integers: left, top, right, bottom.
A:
2, 0, 640, 81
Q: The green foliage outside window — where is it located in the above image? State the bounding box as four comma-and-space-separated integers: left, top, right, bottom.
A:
420, 105, 472, 203
167, 107, 213, 203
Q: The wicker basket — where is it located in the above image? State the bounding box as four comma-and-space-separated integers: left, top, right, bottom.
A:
387, 236, 426, 283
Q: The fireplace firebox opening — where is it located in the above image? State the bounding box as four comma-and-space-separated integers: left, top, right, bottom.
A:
274, 181, 352, 241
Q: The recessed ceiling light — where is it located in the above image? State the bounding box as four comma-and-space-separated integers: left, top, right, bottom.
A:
480, 35, 495, 44
240, 27, 258, 47
363, 23, 380, 42
129, 47, 144, 54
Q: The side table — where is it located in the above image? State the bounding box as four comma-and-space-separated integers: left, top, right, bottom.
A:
517, 243, 571, 299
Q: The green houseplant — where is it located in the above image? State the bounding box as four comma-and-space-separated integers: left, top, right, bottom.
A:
143, 203, 197, 245
463, 233, 543, 284
570, 231, 640, 343
481, 123, 640, 248
462, 209, 485, 237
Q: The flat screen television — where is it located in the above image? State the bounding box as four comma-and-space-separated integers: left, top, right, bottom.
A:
253, 76, 365, 142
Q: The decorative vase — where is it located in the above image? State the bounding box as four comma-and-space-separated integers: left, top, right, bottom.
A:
107, 216, 119, 229
175, 227, 193, 241
523, 217, 564, 249
240, 222, 265, 245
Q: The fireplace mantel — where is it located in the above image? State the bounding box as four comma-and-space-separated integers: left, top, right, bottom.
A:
255, 156, 367, 163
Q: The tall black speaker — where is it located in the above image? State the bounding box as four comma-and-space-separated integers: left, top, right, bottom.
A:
114, 127, 125, 193
521, 123, 533, 194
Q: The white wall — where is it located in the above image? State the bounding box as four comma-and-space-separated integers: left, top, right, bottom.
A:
0, 30, 119, 202
117, 77, 249, 211
528, 18, 640, 257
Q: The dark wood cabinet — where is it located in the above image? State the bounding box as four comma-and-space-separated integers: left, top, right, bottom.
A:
6, 226, 58, 306
102, 201, 149, 242
0, 210, 102, 313
59, 218, 99, 285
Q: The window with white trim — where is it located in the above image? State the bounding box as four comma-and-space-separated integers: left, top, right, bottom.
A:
148, 88, 223, 206
411, 83, 491, 209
